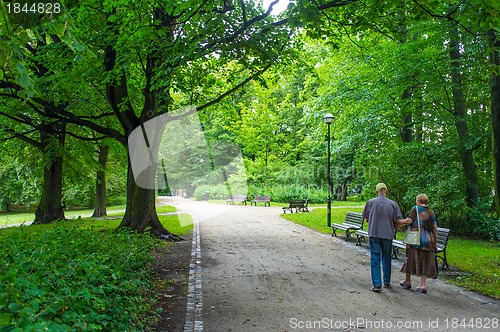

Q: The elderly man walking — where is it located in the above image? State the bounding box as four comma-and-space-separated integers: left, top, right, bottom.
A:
362, 183, 410, 292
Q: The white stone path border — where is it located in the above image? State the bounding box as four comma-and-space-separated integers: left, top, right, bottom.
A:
184, 214, 203, 332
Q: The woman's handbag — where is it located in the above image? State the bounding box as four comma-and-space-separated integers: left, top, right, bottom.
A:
403, 206, 421, 245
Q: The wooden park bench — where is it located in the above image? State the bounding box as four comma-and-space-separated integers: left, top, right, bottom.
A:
354, 229, 368, 246
226, 194, 248, 205
282, 199, 309, 213
355, 230, 412, 258
435, 227, 451, 269
331, 212, 364, 241
251, 195, 271, 207
391, 227, 451, 268
356, 227, 451, 269
391, 238, 406, 259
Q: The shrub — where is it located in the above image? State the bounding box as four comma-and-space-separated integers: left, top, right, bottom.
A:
192, 184, 229, 200
0, 225, 162, 331
477, 217, 500, 241
469, 200, 500, 240
248, 184, 327, 203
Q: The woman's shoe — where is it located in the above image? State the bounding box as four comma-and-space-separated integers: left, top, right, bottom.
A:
399, 281, 411, 289
415, 287, 428, 294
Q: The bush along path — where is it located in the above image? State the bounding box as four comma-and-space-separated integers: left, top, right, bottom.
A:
0, 226, 161, 331
0, 202, 194, 331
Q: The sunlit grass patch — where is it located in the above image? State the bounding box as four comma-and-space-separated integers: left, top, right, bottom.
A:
281, 207, 364, 234
0, 205, 127, 226
156, 205, 177, 213
445, 238, 500, 299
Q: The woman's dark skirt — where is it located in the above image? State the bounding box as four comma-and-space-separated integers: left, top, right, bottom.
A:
400, 247, 437, 278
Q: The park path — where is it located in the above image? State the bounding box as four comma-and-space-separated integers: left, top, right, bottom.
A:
3, 198, 497, 330
164, 197, 499, 332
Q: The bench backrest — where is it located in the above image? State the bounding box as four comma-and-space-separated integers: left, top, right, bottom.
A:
344, 212, 364, 227
289, 199, 305, 207
437, 227, 451, 247
254, 195, 271, 201
228, 194, 247, 200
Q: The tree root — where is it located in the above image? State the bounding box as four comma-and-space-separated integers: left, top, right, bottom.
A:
151, 229, 185, 242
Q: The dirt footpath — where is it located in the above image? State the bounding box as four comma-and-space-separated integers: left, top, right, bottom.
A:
164, 197, 499, 332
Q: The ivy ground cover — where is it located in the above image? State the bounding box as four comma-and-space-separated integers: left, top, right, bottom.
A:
0, 213, 192, 331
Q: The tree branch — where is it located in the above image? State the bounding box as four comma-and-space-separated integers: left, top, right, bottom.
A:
0, 80, 126, 144
66, 131, 107, 142
0, 125, 41, 148
197, 63, 273, 112
411, 0, 477, 36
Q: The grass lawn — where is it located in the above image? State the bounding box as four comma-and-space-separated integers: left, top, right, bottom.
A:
282, 206, 364, 234
0, 205, 126, 226
282, 207, 500, 299
0, 204, 178, 226
445, 238, 500, 298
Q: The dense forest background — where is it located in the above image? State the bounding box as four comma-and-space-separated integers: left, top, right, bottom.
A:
0, 0, 499, 240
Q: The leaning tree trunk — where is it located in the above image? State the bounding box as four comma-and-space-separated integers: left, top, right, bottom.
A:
92, 145, 109, 217
33, 123, 66, 224
488, 29, 500, 217
449, 22, 479, 208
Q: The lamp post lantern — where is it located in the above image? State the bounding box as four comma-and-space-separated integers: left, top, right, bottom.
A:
323, 113, 334, 228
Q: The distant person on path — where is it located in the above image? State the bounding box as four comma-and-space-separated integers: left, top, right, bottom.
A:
399, 194, 438, 294
362, 183, 411, 292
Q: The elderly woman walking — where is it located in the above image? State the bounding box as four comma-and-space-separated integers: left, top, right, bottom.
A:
400, 194, 438, 294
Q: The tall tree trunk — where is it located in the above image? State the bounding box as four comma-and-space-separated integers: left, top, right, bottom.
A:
33, 122, 66, 224
335, 184, 342, 201
414, 88, 424, 142
397, 2, 413, 143
118, 156, 182, 241
103, 9, 181, 239
449, 23, 479, 208
34, 155, 64, 224
400, 87, 413, 143
488, 29, 500, 217
92, 144, 109, 217
339, 181, 349, 201
265, 143, 269, 189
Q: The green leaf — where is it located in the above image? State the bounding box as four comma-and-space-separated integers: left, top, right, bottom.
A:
48, 22, 65, 36
15, 76, 31, 89
0, 52, 6, 67
15, 63, 27, 76
0, 312, 13, 328
18, 32, 30, 44
7, 303, 22, 313
72, 41, 85, 52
